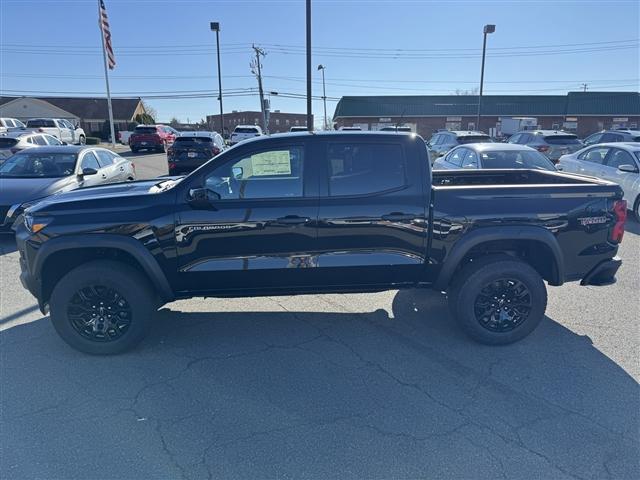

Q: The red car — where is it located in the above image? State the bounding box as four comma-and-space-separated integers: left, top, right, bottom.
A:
129, 125, 178, 153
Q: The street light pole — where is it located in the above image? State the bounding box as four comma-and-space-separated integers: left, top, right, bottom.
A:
476, 24, 495, 132
306, 0, 313, 131
317, 64, 327, 130
210, 22, 224, 136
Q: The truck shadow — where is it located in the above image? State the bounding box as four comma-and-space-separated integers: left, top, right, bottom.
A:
1, 289, 638, 478
0, 235, 16, 255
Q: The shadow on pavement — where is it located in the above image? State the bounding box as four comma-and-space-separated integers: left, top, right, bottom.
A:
625, 217, 640, 235
0, 235, 16, 255
1, 290, 638, 479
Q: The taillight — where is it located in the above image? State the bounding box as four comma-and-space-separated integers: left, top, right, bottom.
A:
536, 145, 550, 153
610, 199, 627, 243
169, 162, 176, 171
167, 147, 174, 156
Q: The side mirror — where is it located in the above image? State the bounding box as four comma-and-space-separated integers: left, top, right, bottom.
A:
81, 167, 98, 176
61, 141, 68, 145
188, 187, 220, 208
618, 164, 638, 173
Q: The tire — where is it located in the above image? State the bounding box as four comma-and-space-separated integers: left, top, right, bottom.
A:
49, 260, 157, 355
633, 196, 640, 223
130, 146, 138, 153
78, 135, 86, 145
448, 254, 547, 345
157, 141, 166, 153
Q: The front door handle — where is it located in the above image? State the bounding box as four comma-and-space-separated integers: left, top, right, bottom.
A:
382, 213, 415, 222
275, 215, 311, 225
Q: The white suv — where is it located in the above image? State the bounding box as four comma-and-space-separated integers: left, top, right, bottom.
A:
230, 125, 263, 145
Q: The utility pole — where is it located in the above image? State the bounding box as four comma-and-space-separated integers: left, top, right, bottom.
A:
210, 22, 224, 137
581, 83, 588, 92
306, 0, 313, 131
251, 45, 268, 133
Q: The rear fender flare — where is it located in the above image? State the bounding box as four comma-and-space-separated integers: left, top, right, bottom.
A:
434, 226, 564, 290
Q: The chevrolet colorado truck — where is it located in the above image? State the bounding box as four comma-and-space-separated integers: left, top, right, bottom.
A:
15, 132, 627, 354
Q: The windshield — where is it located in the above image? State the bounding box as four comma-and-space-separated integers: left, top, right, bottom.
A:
174, 137, 213, 144
459, 135, 492, 144
26, 119, 56, 128
0, 152, 77, 178
480, 150, 556, 170
544, 135, 581, 145
234, 127, 259, 134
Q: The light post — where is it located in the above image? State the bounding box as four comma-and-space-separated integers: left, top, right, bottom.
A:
476, 24, 495, 131
210, 22, 224, 136
306, 0, 313, 131
317, 64, 327, 130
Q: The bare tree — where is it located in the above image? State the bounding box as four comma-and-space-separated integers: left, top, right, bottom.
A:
140, 100, 158, 122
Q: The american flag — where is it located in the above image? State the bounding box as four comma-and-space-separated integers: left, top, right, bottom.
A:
99, 0, 116, 69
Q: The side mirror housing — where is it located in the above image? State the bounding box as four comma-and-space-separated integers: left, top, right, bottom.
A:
81, 167, 98, 176
188, 187, 220, 208
61, 141, 68, 145
618, 164, 638, 173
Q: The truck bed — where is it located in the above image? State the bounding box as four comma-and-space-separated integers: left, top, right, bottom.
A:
432, 169, 615, 189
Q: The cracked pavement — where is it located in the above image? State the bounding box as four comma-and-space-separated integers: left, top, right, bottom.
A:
1, 153, 638, 479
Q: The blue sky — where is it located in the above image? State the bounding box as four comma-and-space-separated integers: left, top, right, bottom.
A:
1, 0, 638, 126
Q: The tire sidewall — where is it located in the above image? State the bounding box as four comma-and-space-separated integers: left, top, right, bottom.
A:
455, 260, 547, 345
49, 261, 155, 355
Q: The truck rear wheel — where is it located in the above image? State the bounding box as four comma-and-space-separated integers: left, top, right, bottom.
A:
49, 260, 156, 355
448, 255, 547, 345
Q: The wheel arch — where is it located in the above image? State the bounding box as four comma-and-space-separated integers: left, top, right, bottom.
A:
35, 234, 174, 306
434, 226, 564, 290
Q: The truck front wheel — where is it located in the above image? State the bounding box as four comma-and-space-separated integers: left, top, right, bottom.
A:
49, 260, 156, 355
448, 255, 547, 345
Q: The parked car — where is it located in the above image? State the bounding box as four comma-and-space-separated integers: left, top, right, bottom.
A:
426, 131, 493, 162
167, 131, 225, 175
289, 126, 308, 132
0, 146, 135, 233
118, 130, 133, 145
582, 129, 640, 146
229, 125, 263, 145
0, 132, 66, 162
129, 125, 178, 153
0, 117, 26, 133
558, 142, 640, 221
433, 143, 556, 171
14, 132, 626, 354
25, 118, 86, 145
507, 130, 582, 163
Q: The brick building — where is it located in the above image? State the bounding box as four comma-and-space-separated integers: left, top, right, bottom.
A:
332, 91, 640, 138
206, 110, 311, 136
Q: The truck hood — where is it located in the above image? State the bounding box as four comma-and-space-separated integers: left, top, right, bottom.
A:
0, 176, 73, 207
30, 178, 182, 211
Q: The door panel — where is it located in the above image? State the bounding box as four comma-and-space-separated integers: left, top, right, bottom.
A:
316, 141, 428, 287
175, 142, 320, 293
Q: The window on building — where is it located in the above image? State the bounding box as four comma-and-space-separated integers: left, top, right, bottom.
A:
275, 119, 280, 126
286, 119, 290, 126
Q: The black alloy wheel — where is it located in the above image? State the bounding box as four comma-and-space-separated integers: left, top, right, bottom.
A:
473, 278, 532, 333
67, 285, 132, 342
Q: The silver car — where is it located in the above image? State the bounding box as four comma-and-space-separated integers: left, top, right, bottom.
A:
507, 130, 583, 162
433, 143, 556, 171
0, 132, 65, 163
557, 142, 640, 221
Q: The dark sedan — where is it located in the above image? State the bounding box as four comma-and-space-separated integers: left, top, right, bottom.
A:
0, 146, 134, 232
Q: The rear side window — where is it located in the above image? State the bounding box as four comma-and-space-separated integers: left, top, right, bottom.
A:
32, 135, 47, 145
606, 149, 636, 169
134, 126, 158, 134
27, 119, 55, 128
174, 137, 213, 144
326, 143, 405, 196
446, 149, 465, 167
601, 133, 624, 142
96, 149, 117, 166
544, 135, 581, 145
234, 127, 259, 134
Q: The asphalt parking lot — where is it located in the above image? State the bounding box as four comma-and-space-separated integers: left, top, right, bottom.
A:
1, 150, 639, 479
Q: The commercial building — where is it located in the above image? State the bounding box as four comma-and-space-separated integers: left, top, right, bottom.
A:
332, 91, 640, 138
206, 110, 312, 135
0, 96, 147, 135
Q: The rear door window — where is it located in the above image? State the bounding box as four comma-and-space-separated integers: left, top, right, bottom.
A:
584, 133, 603, 145
32, 135, 48, 145
446, 148, 465, 167
461, 149, 479, 168
95, 149, 117, 167
45, 135, 62, 145
326, 143, 406, 196
601, 133, 624, 142
605, 149, 636, 170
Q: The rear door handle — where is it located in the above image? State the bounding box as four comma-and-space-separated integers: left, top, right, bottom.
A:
275, 216, 311, 225
382, 213, 415, 222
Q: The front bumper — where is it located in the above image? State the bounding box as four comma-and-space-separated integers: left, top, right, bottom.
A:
580, 257, 622, 286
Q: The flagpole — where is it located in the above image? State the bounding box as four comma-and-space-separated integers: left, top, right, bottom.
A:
99, 0, 116, 148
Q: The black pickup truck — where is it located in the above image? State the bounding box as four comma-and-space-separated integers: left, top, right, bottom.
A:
15, 132, 627, 354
